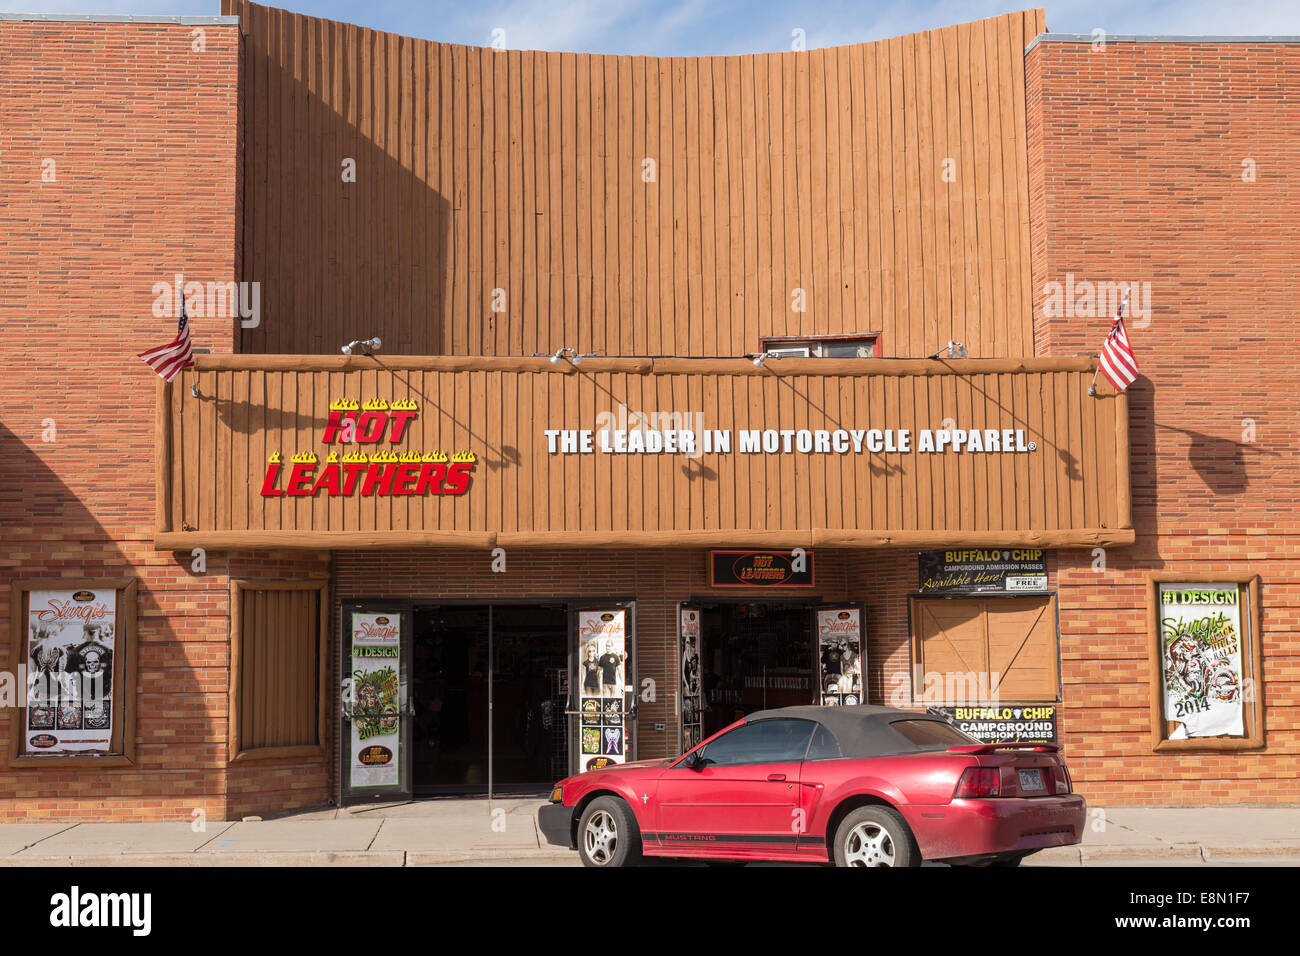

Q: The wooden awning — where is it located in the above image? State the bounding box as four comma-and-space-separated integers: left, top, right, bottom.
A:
154, 355, 1132, 551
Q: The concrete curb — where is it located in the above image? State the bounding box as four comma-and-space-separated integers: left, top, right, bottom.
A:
1081, 844, 1204, 862
1202, 845, 1300, 859
406, 849, 573, 866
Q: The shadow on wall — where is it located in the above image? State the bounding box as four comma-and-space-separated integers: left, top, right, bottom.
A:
232, 0, 452, 355
1130, 376, 1276, 505
0, 421, 212, 814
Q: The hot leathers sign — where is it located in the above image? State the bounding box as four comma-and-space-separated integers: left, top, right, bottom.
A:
260, 398, 476, 498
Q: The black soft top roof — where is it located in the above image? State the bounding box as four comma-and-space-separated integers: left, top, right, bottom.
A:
744, 704, 963, 757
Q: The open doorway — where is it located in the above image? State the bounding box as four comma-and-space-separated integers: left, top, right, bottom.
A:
411, 603, 568, 794
695, 601, 816, 739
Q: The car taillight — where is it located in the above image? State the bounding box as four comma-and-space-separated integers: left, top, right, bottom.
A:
954, 767, 1001, 799
1055, 765, 1072, 794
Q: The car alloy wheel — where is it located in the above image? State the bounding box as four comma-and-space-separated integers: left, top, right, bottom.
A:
833, 805, 919, 867
843, 821, 896, 867
583, 809, 618, 865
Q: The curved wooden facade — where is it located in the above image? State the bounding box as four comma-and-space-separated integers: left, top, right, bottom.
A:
222, 1, 1044, 360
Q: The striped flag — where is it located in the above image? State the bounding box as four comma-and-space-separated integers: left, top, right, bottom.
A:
138, 291, 195, 381
1097, 307, 1140, 392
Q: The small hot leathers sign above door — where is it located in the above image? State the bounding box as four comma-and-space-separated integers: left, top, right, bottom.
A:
709, 551, 814, 587
259, 398, 476, 497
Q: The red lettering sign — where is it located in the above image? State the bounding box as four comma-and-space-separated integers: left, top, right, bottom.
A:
259, 402, 477, 499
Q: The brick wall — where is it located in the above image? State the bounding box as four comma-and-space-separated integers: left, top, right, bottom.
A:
1028, 39, 1300, 804
0, 20, 330, 822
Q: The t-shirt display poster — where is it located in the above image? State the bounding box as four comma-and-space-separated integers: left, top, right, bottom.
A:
679, 607, 702, 752
578, 609, 629, 771
25, 588, 117, 754
817, 607, 864, 707
1159, 584, 1245, 739
349, 612, 402, 787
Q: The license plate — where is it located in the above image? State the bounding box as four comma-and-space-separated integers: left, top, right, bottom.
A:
1018, 769, 1044, 791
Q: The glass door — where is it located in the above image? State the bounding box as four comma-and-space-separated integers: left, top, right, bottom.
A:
570, 603, 636, 774
340, 603, 413, 804
813, 603, 866, 706
678, 604, 703, 753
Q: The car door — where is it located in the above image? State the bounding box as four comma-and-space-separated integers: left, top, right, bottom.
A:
794, 721, 844, 857
653, 718, 815, 853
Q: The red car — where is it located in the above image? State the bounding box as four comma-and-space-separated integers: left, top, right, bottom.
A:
539, 704, 1084, 867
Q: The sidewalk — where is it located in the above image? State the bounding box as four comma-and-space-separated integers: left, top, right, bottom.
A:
0, 801, 1297, 866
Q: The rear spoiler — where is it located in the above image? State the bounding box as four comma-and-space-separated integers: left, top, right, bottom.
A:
946, 742, 1059, 754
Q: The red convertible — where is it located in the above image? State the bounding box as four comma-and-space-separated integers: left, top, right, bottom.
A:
539, 704, 1084, 867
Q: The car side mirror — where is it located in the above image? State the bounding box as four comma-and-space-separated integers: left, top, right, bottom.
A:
685, 750, 705, 772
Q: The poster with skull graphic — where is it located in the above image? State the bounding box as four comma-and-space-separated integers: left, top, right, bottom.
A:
817, 607, 864, 706
1159, 585, 1245, 739
25, 589, 116, 754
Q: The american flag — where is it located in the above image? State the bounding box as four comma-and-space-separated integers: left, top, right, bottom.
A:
1097, 305, 1140, 392
138, 292, 195, 382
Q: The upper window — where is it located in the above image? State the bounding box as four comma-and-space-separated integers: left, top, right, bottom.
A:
698, 719, 816, 767
761, 334, 879, 358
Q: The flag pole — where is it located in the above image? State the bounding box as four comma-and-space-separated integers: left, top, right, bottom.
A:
1088, 289, 1131, 397
178, 277, 200, 399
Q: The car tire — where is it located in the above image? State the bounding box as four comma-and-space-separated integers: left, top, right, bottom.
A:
832, 806, 920, 868
576, 796, 642, 868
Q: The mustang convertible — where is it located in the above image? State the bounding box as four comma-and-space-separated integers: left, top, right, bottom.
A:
539, 704, 1084, 867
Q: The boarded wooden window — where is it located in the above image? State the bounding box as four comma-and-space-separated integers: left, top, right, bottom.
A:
228, 581, 329, 762
911, 596, 1059, 703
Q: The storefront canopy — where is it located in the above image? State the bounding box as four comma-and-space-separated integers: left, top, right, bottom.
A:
154, 355, 1132, 551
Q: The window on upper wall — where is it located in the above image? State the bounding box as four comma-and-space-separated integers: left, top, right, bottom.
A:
760, 334, 880, 358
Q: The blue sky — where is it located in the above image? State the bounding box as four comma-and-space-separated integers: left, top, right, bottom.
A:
10, 1, 1300, 55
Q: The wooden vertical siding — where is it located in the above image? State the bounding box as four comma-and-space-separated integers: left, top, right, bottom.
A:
221, 1, 1044, 360
157, 355, 1131, 549
228, 580, 329, 760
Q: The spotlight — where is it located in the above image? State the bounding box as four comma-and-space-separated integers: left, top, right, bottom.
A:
752, 351, 772, 368
927, 340, 968, 360
342, 337, 382, 356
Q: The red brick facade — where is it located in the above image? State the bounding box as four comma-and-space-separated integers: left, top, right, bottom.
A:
1028, 39, 1299, 803
0, 21, 330, 821
1, 19, 1295, 822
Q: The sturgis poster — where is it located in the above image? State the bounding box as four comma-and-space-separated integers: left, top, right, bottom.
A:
25, 589, 117, 754
679, 607, 702, 752
577, 609, 629, 771
349, 612, 402, 787
817, 608, 863, 706
1159, 584, 1245, 739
